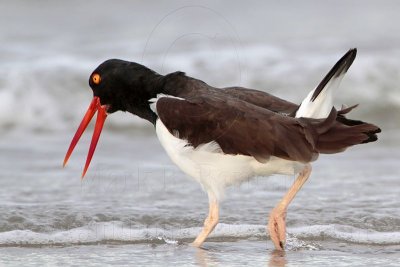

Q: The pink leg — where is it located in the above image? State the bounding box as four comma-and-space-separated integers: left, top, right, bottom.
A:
191, 199, 219, 247
268, 164, 312, 250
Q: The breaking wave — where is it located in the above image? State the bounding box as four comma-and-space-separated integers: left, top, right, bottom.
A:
1, 222, 399, 247
0, 45, 399, 134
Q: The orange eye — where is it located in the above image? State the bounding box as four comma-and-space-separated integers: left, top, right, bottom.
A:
92, 73, 101, 85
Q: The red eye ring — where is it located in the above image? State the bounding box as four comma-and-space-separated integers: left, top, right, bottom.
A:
92, 73, 101, 85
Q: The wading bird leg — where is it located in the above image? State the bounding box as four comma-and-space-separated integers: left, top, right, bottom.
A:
192, 197, 219, 247
268, 164, 312, 250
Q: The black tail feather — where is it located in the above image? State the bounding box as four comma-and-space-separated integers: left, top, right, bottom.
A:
311, 48, 357, 102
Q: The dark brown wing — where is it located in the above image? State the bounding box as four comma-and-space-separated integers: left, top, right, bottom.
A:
156, 95, 320, 163
157, 69, 380, 162
222, 86, 299, 115
161, 71, 299, 115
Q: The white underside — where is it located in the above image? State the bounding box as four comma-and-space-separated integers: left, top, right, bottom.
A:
156, 119, 305, 200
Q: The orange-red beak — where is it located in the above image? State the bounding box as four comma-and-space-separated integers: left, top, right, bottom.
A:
63, 97, 108, 178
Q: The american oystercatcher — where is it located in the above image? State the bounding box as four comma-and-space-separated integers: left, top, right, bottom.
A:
63, 48, 380, 250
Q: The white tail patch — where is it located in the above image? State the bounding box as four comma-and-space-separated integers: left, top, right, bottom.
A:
295, 74, 344, 119
295, 49, 357, 119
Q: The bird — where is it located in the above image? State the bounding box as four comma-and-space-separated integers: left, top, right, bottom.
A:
63, 48, 380, 250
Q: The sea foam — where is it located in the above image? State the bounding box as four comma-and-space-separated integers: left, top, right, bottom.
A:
1, 222, 399, 247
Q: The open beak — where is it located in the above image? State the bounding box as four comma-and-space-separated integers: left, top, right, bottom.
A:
63, 96, 108, 178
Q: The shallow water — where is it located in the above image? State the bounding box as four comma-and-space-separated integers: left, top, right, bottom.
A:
1, 0, 400, 266
1, 131, 399, 266
2, 242, 400, 267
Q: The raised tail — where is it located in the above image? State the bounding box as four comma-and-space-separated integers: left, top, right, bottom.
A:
296, 48, 357, 119
295, 48, 380, 154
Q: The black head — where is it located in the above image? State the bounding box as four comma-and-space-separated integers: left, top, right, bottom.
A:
89, 59, 163, 123
63, 59, 164, 178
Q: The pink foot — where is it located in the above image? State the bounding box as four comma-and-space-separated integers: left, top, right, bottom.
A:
268, 207, 287, 250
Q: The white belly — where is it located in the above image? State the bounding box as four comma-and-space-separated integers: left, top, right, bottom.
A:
155, 119, 305, 200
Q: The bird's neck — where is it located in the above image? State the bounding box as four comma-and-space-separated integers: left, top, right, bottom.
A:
125, 70, 185, 125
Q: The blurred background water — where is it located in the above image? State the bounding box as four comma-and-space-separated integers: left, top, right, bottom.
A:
0, 0, 399, 266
